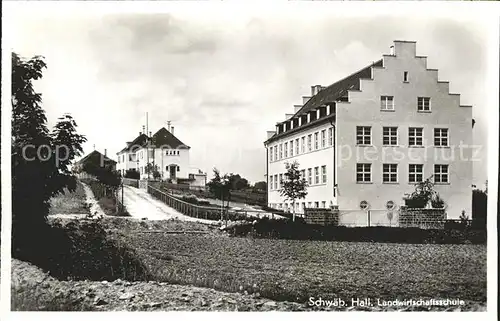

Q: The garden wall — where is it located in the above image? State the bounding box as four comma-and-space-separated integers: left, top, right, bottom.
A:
399, 207, 446, 229
304, 207, 339, 226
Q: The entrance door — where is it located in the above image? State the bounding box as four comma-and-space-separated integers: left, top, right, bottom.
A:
169, 165, 177, 180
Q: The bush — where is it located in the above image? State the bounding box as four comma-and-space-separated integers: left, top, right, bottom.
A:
225, 217, 486, 244
13, 219, 150, 281
124, 169, 140, 180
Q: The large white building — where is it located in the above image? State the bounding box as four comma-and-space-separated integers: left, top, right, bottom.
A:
265, 40, 473, 220
116, 124, 206, 187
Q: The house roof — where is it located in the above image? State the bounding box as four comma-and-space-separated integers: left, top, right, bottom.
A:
265, 59, 383, 144
75, 150, 116, 166
150, 127, 190, 149
117, 127, 190, 154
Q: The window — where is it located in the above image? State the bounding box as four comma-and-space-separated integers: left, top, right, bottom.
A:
403, 71, 409, 82
434, 165, 449, 183
307, 168, 312, 185
301, 137, 305, 153
314, 202, 319, 208
274, 174, 278, 190
356, 126, 371, 145
314, 167, 319, 184
308, 202, 312, 208
290, 141, 294, 157
279, 144, 283, 159
321, 130, 326, 148
302, 202, 306, 210
314, 132, 319, 150
270, 176, 273, 190
279, 174, 283, 188
383, 164, 398, 183
284, 142, 288, 158
307, 135, 312, 151
409, 164, 423, 183
321, 165, 327, 183
274, 146, 278, 161
434, 128, 449, 147
381, 96, 394, 111
295, 138, 300, 155
408, 127, 423, 146
417, 97, 431, 112
383, 127, 398, 146
356, 163, 372, 183
322, 201, 326, 208
328, 128, 333, 146
269, 147, 273, 162
301, 169, 306, 180
177, 166, 180, 172
149, 150, 154, 158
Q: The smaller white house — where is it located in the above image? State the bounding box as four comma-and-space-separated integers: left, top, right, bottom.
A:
116, 124, 206, 187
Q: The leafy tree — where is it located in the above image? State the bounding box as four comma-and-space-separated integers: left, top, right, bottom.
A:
253, 181, 267, 191
227, 173, 249, 190
279, 161, 308, 222
404, 176, 445, 209
124, 169, 140, 179
207, 168, 231, 209
472, 186, 487, 224
12, 53, 86, 249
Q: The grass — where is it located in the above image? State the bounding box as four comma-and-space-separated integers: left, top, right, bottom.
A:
49, 182, 89, 215
117, 231, 487, 306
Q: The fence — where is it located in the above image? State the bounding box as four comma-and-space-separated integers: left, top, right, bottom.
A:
147, 185, 255, 222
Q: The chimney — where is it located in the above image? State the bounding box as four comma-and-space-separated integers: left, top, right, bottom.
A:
390, 45, 395, 55
311, 85, 323, 96
139, 131, 142, 136
104, 149, 107, 157
294, 105, 302, 113
171, 126, 175, 135
142, 125, 145, 134
167, 121, 171, 131
267, 131, 276, 139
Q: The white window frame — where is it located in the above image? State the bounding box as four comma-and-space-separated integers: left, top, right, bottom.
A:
314, 132, 319, 150
321, 165, 327, 183
383, 164, 398, 183
314, 167, 319, 184
434, 164, 449, 183
321, 130, 326, 148
356, 126, 371, 145
417, 97, 431, 112
381, 96, 394, 111
269, 147, 273, 162
307, 135, 312, 152
295, 138, 300, 155
279, 174, 283, 189
284, 142, 288, 158
383, 127, 398, 146
356, 163, 372, 183
279, 144, 283, 159
270, 176, 273, 190
301, 137, 305, 153
434, 128, 449, 147
408, 127, 424, 147
274, 174, 278, 190
328, 128, 333, 146
290, 140, 294, 157
409, 164, 424, 183
307, 168, 312, 185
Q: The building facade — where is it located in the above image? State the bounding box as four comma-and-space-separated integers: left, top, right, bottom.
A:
265, 41, 473, 219
116, 124, 206, 187
72, 150, 117, 180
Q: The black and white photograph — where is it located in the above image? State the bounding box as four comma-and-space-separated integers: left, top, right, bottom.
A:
1, 0, 498, 318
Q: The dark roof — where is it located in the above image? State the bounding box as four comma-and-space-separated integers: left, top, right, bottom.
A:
151, 127, 190, 149
118, 133, 150, 153
265, 59, 383, 144
75, 150, 116, 166
293, 59, 383, 118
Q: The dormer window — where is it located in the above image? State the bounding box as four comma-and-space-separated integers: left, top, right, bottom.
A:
403, 71, 409, 82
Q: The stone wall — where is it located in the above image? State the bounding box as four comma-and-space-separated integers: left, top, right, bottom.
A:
398, 206, 446, 229
304, 207, 339, 226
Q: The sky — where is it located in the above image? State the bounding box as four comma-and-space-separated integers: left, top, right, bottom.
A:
8, 7, 493, 186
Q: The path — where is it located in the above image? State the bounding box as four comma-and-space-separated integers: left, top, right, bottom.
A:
122, 186, 218, 225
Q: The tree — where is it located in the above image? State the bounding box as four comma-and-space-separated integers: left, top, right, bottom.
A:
403, 176, 446, 209
207, 168, 232, 220
279, 161, 308, 222
253, 181, 267, 191
12, 53, 87, 248
124, 169, 140, 179
227, 174, 249, 190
